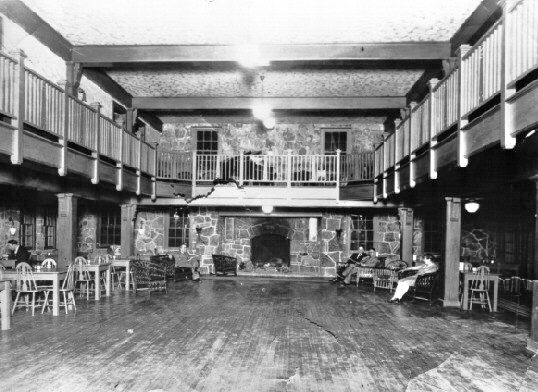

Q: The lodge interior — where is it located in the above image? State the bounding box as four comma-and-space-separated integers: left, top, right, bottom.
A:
0, 0, 537, 391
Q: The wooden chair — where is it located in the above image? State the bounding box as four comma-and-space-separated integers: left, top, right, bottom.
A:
41, 263, 76, 314
74, 256, 93, 300
41, 258, 57, 269
469, 266, 492, 311
93, 256, 109, 292
11, 262, 46, 316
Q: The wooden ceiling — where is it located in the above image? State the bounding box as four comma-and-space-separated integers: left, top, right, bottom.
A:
0, 0, 502, 123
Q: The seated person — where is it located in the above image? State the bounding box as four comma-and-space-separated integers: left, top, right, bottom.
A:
388, 254, 438, 303
175, 244, 200, 282
332, 247, 366, 282
7, 240, 30, 266
343, 248, 379, 285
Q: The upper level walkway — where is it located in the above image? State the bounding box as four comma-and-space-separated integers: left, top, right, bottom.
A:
0, 49, 156, 198
374, 0, 538, 200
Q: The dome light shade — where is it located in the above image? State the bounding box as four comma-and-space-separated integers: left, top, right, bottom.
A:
252, 103, 272, 119
262, 116, 276, 130
464, 202, 480, 213
261, 205, 273, 214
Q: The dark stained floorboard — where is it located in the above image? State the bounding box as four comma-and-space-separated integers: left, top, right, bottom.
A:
0, 278, 536, 392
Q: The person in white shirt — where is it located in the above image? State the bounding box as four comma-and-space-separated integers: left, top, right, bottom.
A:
388, 254, 438, 303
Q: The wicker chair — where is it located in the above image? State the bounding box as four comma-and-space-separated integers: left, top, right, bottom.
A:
212, 255, 237, 276
132, 259, 167, 294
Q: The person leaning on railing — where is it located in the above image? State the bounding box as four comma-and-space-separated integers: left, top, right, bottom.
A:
387, 254, 438, 304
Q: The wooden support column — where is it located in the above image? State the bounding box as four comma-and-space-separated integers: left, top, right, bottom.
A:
399, 208, 414, 265
10, 50, 26, 165
456, 45, 471, 167
120, 203, 136, 258
443, 197, 462, 307
90, 102, 101, 184
56, 193, 78, 267
65, 61, 82, 97
529, 280, 538, 353
116, 128, 124, 191
534, 176, 538, 280
530, 177, 538, 352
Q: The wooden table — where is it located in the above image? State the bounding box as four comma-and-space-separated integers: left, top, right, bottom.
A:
0, 268, 67, 316
112, 259, 132, 291
0, 280, 11, 330
461, 272, 500, 311
82, 263, 111, 301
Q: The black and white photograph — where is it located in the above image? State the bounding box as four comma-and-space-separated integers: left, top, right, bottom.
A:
0, 0, 537, 391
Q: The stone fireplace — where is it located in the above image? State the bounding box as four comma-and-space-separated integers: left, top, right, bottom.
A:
251, 233, 290, 267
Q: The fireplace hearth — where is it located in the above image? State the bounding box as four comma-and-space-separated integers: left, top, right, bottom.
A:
251, 233, 290, 268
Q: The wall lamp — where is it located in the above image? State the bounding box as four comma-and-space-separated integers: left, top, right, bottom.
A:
464, 201, 480, 214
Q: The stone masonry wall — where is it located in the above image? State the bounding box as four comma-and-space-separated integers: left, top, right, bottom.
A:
152, 116, 384, 155
373, 214, 400, 262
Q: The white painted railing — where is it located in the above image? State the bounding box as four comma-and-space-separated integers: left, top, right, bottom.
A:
340, 152, 374, 181
157, 151, 374, 184
506, 0, 538, 85
410, 96, 430, 152
0, 51, 17, 118
67, 96, 99, 150
431, 68, 460, 137
99, 116, 123, 162
157, 151, 192, 180
0, 49, 156, 179
374, 143, 383, 178
461, 20, 503, 117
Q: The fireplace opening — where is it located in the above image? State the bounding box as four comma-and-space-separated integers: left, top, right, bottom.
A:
251, 234, 290, 267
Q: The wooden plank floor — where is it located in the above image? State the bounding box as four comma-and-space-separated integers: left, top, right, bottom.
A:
0, 278, 536, 392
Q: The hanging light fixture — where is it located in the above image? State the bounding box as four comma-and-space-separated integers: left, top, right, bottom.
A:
261, 205, 274, 214
252, 74, 276, 130
173, 210, 180, 220
464, 201, 480, 213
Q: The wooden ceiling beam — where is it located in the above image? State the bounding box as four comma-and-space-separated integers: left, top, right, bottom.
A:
73, 43, 451, 65
0, 0, 72, 60
132, 96, 407, 111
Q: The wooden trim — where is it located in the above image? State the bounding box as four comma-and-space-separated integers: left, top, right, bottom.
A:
73, 42, 452, 64
11, 50, 25, 165
132, 96, 407, 111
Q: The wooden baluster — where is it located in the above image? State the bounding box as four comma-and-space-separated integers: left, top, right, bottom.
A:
58, 83, 69, 176
286, 150, 292, 189
456, 45, 471, 167
336, 150, 341, 202
191, 150, 197, 196
428, 78, 439, 180
116, 129, 124, 191
501, 0, 517, 149
90, 103, 101, 185
10, 50, 26, 165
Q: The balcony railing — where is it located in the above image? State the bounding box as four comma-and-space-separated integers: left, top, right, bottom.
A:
374, 0, 538, 192
0, 49, 156, 180
157, 150, 374, 186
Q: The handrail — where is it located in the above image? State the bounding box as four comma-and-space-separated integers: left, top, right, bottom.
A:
0, 49, 155, 178
156, 151, 374, 184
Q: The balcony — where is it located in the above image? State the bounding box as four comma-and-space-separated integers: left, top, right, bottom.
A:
374, 0, 538, 200
0, 50, 156, 196
155, 150, 375, 203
